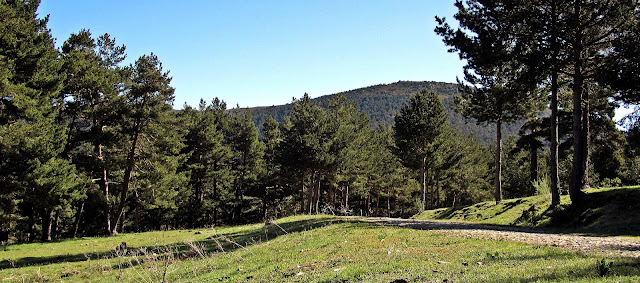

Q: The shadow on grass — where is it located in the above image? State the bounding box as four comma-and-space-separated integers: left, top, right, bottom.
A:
0, 216, 360, 270
359, 216, 548, 234
416, 187, 640, 237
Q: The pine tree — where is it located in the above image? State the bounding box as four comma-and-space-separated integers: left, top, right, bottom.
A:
325, 94, 373, 213
437, 0, 546, 202
279, 94, 329, 214
260, 116, 283, 219
179, 100, 233, 227
0, 0, 87, 242
111, 53, 175, 234
393, 90, 447, 210
228, 108, 264, 222
60, 30, 126, 235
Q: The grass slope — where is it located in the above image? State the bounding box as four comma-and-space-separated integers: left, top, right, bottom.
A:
2, 215, 640, 282
413, 186, 640, 236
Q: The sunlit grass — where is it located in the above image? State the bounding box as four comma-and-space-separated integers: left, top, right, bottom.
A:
2, 215, 639, 282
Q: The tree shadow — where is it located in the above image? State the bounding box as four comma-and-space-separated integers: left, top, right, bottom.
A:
0, 217, 357, 270
360, 217, 546, 234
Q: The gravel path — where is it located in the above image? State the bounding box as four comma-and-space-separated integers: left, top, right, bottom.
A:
354, 217, 640, 258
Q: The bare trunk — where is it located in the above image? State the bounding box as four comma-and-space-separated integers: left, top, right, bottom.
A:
345, 185, 349, 211
262, 185, 269, 220
549, 0, 561, 207
72, 201, 84, 238
112, 127, 140, 234
387, 189, 391, 217
314, 174, 321, 214
213, 169, 218, 225
375, 192, 380, 216
420, 157, 426, 210
569, 78, 587, 205
427, 167, 433, 209
366, 193, 371, 216
582, 98, 590, 188
495, 120, 503, 203
307, 172, 314, 214
299, 176, 306, 214
96, 139, 111, 235
569, 4, 587, 206
40, 209, 52, 242
435, 173, 441, 208
51, 211, 60, 240
27, 208, 35, 242
530, 147, 538, 183
331, 183, 336, 210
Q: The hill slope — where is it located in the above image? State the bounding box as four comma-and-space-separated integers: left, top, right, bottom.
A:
247, 81, 524, 144
413, 186, 640, 236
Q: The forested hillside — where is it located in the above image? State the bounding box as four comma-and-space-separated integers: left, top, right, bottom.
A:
249, 81, 525, 144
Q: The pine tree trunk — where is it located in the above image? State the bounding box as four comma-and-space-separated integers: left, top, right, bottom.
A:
549, 0, 561, 207
569, 3, 587, 206
300, 176, 306, 214
112, 127, 140, 234
40, 209, 52, 242
427, 167, 433, 209
435, 173, 441, 208
387, 189, 391, 217
314, 174, 321, 214
262, 185, 269, 221
345, 185, 349, 211
329, 184, 335, 210
530, 147, 538, 183
495, 120, 503, 203
51, 211, 60, 240
582, 98, 590, 188
375, 192, 380, 216
73, 201, 84, 238
421, 157, 426, 210
27, 208, 35, 242
96, 140, 111, 235
307, 172, 314, 214
213, 163, 219, 226
569, 77, 587, 205
367, 193, 371, 216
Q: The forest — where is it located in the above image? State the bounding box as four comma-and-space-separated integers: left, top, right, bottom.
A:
1, 0, 639, 244
248, 80, 526, 145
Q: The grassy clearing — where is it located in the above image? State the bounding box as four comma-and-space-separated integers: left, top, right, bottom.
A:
2, 215, 640, 282
413, 186, 640, 236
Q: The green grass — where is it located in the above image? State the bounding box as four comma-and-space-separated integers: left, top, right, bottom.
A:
413, 186, 640, 236
2, 215, 640, 282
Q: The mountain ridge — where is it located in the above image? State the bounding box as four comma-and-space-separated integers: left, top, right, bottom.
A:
245, 81, 524, 145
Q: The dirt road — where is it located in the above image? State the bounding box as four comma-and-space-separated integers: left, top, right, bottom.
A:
355, 217, 640, 258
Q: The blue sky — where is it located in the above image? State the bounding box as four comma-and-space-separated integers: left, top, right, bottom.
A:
38, 1, 464, 109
